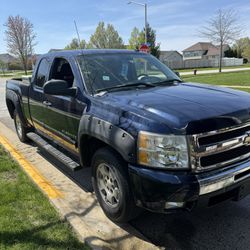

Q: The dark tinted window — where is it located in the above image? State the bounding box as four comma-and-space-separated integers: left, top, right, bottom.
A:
50, 58, 74, 87
35, 58, 50, 88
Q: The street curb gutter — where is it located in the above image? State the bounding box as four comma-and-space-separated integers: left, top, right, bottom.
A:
0, 122, 158, 250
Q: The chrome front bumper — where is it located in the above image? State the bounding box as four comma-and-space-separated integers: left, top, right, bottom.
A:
129, 161, 250, 213
197, 160, 250, 195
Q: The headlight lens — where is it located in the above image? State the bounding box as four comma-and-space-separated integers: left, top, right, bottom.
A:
138, 131, 189, 169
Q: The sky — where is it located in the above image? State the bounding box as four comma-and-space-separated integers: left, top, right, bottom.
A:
0, 0, 249, 54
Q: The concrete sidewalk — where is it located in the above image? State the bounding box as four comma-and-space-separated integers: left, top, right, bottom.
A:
180, 67, 250, 76
0, 121, 157, 250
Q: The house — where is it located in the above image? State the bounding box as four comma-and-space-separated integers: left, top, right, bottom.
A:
159, 50, 183, 69
182, 42, 229, 60
206, 44, 230, 60
160, 50, 183, 62
0, 53, 15, 64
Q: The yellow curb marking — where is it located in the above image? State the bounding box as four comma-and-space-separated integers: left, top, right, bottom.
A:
0, 134, 63, 199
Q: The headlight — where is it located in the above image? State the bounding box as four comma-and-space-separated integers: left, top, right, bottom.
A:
138, 131, 189, 169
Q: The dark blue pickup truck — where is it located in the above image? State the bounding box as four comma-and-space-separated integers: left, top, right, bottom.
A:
6, 49, 250, 222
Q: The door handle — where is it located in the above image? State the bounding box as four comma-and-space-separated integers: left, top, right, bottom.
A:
43, 101, 52, 107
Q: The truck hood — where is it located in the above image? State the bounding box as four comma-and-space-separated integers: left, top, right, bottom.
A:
108, 82, 250, 134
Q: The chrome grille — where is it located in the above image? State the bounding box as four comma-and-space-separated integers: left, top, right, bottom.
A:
189, 123, 250, 171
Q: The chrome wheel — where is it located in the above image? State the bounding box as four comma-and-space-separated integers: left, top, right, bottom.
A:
96, 163, 121, 208
15, 114, 23, 138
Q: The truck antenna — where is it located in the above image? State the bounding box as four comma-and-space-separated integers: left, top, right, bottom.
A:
74, 20, 82, 49
73, 20, 95, 95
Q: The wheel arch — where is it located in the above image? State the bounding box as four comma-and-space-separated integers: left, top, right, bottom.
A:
6, 89, 29, 127
6, 98, 15, 118
78, 115, 136, 167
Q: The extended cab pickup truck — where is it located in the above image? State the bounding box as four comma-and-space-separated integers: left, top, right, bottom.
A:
6, 49, 250, 222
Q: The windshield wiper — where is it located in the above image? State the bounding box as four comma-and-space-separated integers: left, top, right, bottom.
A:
96, 81, 155, 93
155, 79, 183, 85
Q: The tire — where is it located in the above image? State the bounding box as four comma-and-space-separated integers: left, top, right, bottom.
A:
14, 110, 29, 142
91, 147, 141, 223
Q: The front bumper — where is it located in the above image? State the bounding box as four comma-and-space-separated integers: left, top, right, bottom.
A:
128, 160, 250, 212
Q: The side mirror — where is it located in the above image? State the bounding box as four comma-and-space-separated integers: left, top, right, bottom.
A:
43, 80, 77, 97
22, 76, 32, 84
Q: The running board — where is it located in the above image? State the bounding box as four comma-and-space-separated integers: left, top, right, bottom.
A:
27, 132, 81, 171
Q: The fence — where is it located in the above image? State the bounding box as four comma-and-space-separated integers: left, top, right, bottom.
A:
162, 57, 244, 70
163, 60, 183, 70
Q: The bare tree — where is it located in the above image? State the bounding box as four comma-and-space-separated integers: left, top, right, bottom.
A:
5, 15, 36, 75
199, 9, 242, 72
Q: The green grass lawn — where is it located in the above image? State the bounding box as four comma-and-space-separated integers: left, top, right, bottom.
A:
178, 64, 250, 73
0, 145, 88, 250
182, 71, 250, 92
0, 71, 33, 78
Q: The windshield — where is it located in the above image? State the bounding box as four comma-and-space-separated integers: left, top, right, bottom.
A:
77, 52, 181, 93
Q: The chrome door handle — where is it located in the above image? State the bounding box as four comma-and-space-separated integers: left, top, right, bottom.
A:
43, 101, 52, 107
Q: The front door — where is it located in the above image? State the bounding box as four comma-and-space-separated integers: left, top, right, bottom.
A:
42, 57, 86, 154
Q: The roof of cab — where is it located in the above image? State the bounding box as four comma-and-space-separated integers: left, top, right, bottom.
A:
43, 49, 141, 58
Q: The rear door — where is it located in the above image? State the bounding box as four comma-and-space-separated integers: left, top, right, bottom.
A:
29, 57, 50, 132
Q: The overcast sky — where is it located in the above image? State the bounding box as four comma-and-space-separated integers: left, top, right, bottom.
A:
0, 0, 249, 54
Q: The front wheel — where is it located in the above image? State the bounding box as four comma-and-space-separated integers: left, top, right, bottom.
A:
14, 110, 29, 142
91, 147, 141, 223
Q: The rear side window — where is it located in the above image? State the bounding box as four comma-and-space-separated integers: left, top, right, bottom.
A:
35, 58, 50, 88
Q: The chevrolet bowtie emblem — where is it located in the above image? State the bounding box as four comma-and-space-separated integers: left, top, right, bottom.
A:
243, 132, 250, 145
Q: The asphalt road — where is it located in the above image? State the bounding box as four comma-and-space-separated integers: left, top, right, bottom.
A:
0, 78, 14, 129
1, 78, 250, 249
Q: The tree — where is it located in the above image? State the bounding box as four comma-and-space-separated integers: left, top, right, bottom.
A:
233, 37, 250, 58
106, 24, 124, 49
242, 44, 250, 63
8, 60, 23, 70
4, 15, 36, 75
128, 27, 140, 49
150, 43, 161, 58
138, 24, 156, 45
224, 46, 237, 58
128, 24, 160, 58
88, 22, 124, 49
64, 38, 86, 50
199, 9, 242, 72
0, 60, 7, 75
140, 24, 160, 58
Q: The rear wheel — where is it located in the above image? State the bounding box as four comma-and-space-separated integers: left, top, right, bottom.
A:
91, 147, 141, 223
14, 110, 29, 142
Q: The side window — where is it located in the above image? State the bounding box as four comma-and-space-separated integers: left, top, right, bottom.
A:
35, 58, 50, 88
50, 58, 74, 87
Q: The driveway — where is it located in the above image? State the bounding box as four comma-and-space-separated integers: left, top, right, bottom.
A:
1, 78, 250, 249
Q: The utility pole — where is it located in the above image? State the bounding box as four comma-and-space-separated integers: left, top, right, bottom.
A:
128, 1, 148, 45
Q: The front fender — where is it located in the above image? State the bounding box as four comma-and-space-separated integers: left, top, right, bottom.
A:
78, 115, 136, 164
